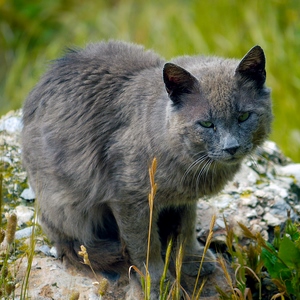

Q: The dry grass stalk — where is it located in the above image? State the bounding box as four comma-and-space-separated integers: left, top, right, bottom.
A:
5, 212, 17, 245
192, 214, 216, 299
78, 245, 109, 297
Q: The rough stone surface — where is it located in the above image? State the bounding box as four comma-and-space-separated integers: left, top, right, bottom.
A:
1, 110, 300, 299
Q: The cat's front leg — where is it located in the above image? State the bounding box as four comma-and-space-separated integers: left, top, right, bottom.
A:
179, 203, 216, 277
110, 202, 171, 300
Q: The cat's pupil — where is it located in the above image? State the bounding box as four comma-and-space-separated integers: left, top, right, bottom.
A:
199, 121, 214, 128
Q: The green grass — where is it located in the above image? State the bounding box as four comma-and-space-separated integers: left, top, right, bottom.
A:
1, 0, 300, 161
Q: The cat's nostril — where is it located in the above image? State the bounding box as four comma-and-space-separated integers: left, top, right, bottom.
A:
223, 136, 240, 155
223, 146, 239, 155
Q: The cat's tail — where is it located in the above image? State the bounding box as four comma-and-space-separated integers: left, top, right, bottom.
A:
56, 239, 129, 274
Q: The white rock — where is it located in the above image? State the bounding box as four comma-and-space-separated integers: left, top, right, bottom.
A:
20, 187, 36, 201
38, 245, 51, 256
0, 116, 22, 133
15, 205, 34, 226
254, 189, 275, 200
263, 212, 281, 226
211, 195, 233, 209
230, 164, 260, 188
277, 164, 300, 186
263, 140, 280, 155
215, 218, 226, 229
240, 195, 258, 207
268, 183, 289, 199
50, 247, 58, 258
255, 205, 264, 216
294, 205, 300, 213
15, 226, 34, 240
251, 224, 262, 234
246, 209, 258, 218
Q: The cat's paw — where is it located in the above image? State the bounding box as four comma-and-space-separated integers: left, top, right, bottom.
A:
181, 248, 216, 277
126, 275, 175, 300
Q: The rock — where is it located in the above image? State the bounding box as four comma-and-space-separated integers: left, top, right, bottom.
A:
240, 195, 258, 207
277, 163, 300, 185
14, 205, 35, 226
246, 208, 258, 218
269, 196, 295, 220
38, 245, 52, 256
267, 183, 289, 199
15, 226, 34, 240
263, 212, 281, 227
223, 164, 260, 192
0, 113, 23, 133
14, 256, 104, 300
50, 246, 58, 258
20, 187, 36, 201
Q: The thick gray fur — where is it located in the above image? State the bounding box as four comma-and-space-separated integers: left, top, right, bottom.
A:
22, 41, 272, 298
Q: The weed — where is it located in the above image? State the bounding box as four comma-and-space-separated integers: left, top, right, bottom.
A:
222, 213, 300, 300
19, 211, 36, 299
78, 245, 109, 298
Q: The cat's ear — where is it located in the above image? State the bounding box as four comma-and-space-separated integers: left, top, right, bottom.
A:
163, 63, 198, 104
235, 45, 266, 87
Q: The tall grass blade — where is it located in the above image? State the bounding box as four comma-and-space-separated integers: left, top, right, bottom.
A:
160, 238, 173, 300
20, 208, 36, 299
192, 214, 216, 299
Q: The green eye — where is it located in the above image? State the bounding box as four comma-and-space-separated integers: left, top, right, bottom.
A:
238, 112, 250, 122
199, 121, 214, 128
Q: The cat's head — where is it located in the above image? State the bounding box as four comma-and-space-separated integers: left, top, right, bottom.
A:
163, 46, 272, 167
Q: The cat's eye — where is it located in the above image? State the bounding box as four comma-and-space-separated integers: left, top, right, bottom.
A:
199, 121, 214, 128
238, 112, 250, 123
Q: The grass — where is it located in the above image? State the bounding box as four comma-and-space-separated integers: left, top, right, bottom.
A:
1, 0, 300, 161
0, 172, 37, 299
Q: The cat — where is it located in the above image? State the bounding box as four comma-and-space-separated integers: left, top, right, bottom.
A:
21, 41, 272, 299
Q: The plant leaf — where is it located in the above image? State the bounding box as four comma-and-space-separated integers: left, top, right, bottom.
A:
278, 235, 300, 268
261, 248, 290, 280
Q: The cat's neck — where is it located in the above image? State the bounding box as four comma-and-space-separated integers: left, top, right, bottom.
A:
155, 151, 242, 205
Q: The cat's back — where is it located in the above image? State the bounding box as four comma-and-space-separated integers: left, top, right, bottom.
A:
22, 41, 164, 125
80, 41, 164, 73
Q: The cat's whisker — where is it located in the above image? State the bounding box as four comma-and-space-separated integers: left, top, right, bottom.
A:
204, 159, 214, 183
190, 156, 209, 193
195, 158, 212, 194
181, 154, 208, 184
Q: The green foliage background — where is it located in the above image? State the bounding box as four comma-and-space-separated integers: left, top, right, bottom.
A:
1, 0, 300, 161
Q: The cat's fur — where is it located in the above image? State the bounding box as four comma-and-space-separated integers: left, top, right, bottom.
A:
22, 41, 272, 298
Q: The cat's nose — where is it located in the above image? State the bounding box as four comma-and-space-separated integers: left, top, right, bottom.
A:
223, 145, 239, 155
222, 136, 240, 155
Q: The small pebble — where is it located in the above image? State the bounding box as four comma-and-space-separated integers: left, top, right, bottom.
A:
50, 247, 58, 258
20, 187, 36, 201
38, 245, 52, 256
15, 226, 34, 240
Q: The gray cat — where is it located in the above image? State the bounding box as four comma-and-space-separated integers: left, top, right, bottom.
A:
22, 41, 272, 299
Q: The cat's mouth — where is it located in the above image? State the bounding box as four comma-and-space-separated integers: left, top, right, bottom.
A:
221, 156, 244, 165
211, 155, 244, 166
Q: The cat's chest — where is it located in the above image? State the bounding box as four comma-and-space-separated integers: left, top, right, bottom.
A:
153, 160, 240, 208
